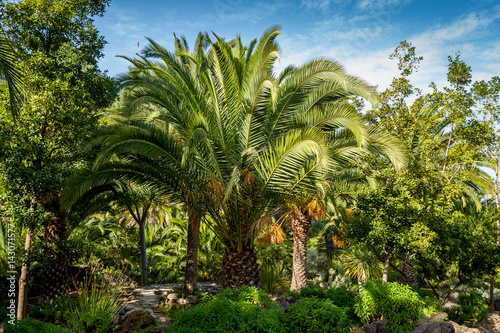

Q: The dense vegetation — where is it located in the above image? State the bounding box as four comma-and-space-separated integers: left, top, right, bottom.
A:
0, 0, 498, 332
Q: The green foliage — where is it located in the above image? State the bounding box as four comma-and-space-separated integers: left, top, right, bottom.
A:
408, 285, 442, 317
260, 263, 287, 293
354, 280, 425, 333
205, 286, 275, 306
285, 286, 358, 322
27, 295, 74, 324
61, 285, 123, 333
166, 287, 285, 333
258, 243, 289, 293
444, 292, 489, 325
4, 318, 69, 333
285, 297, 351, 333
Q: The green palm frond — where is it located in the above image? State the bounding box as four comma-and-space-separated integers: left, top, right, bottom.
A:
0, 35, 23, 118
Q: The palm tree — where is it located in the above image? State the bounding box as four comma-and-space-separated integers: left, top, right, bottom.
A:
65, 26, 386, 290
342, 244, 383, 292
66, 170, 170, 286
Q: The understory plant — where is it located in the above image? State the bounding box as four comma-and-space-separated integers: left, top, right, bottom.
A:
285, 286, 358, 322
285, 297, 351, 333
354, 280, 425, 333
62, 285, 124, 333
4, 318, 69, 333
166, 286, 285, 333
444, 292, 489, 325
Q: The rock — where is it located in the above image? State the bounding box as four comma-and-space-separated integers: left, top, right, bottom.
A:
273, 295, 300, 312
167, 293, 179, 301
476, 313, 500, 333
450, 321, 482, 333
430, 312, 448, 322
122, 286, 135, 293
362, 319, 390, 333
410, 322, 454, 333
186, 295, 198, 304
116, 310, 155, 333
178, 298, 188, 305
418, 317, 431, 327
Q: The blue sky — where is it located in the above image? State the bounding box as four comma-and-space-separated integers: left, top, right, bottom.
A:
94, 0, 500, 93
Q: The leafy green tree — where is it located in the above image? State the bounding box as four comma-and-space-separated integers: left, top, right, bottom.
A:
358, 41, 492, 297
472, 75, 500, 311
0, 0, 115, 318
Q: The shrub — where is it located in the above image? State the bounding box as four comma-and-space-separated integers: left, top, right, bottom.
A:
205, 285, 275, 306
4, 318, 69, 333
27, 295, 75, 324
166, 286, 285, 333
62, 285, 124, 333
285, 297, 351, 333
285, 286, 358, 322
444, 292, 489, 324
408, 285, 442, 317
354, 280, 425, 333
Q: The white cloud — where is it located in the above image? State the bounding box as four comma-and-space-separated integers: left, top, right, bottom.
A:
211, 1, 287, 23
300, 0, 348, 11
356, 0, 412, 12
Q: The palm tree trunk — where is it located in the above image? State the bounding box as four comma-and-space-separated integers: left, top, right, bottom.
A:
490, 274, 495, 313
42, 211, 68, 300
290, 210, 312, 291
184, 211, 200, 296
222, 248, 261, 289
398, 255, 418, 285
383, 256, 390, 283
17, 226, 33, 319
139, 221, 148, 286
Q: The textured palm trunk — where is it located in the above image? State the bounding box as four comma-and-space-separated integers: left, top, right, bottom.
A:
222, 248, 261, 289
290, 210, 312, 291
184, 211, 201, 296
383, 256, 390, 283
139, 221, 148, 287
42, 211, 68, 300
398, 255, 418, 285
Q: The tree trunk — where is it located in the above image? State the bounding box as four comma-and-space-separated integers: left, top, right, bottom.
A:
290, 210, 312, 291
490, 274, 495, 313
17, 227, 33, 320
139, 221, 148, 286
399, 255, 418, 285
222, 248, 261, 289
183, 211, 200, 296
383, 256, 390, 283
41, 199, 68, 301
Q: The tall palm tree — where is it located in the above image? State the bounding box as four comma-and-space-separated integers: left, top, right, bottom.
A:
65, 26, 385, 289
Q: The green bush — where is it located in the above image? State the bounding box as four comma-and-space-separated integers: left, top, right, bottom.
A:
284, 286, 358, 322
354, 280, 425, 333
204, 285, 275, 306
408, 285, 442, 317
285, 297, 351, 333
4, 318, 69, 333
27, 295, 75, 324
444, 292, 489, 324
166, 286, 285, 333
62, 286, 124, 333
